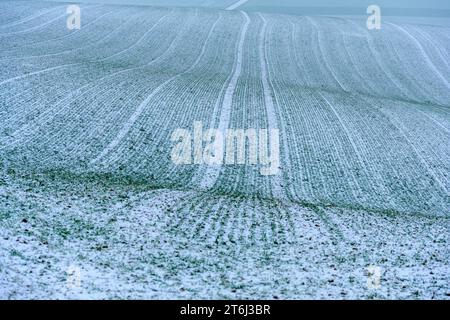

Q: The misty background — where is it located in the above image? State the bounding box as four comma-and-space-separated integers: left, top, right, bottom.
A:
39, 0, 450, 25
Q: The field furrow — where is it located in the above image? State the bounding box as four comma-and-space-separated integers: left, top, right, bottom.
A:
1, 1, 448, 299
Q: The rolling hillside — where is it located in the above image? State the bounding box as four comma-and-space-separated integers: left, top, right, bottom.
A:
0, 0, 449, 299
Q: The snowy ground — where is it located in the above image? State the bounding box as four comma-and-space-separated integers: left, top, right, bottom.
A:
0, 0, 449, 299
1, 173, 448, 299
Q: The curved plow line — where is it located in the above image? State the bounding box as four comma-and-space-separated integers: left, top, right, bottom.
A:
334, 31, 405, 203
188, 15, 248, 187
410, 106, 450, 134
317, 92, 378, 204
362, 96, 449, 194
287, 19, 319, 199
97, 11, 173, 63
379, 24, 448, 106
417, 101, 450, 115
235, 198, 257, 246
41, 84, 130, 158
309, 205, 346, 242
213, 196, 251, 245
132, 50, 241, 179
1, 78, 123, 152
267, 85, 320, 199
198, 11, 251, 190
306, 17, 347, 92
347, 19, 413, 102
0, 11, 68, 36
0, 79, 107, 132
47, 86, 138, 152
258, 13, 283, 199
105, 12, 223, 166
305, 93, 362, 200
128, 17, 249, 188
293, 92, 360, 202
268, 17, 314, 200
289, 18, 311, 86
385, 99, 450, 166
0, 5, 110, 52
0, 87, 37, 128
1, 87, 33, 109
106, 11, 228, 169
288, 30, 384, 208
388, 22, 450, 90
0, 12, 177, 149
66, 74, 179, 164
24, 19, 190, 162
0, 63, 69, 86
134, 65, 233, 172
129, 109, 228, 178
341, 95, 431, 211
341, 33, 378, 95
90, 10, 220, 165
266, 27, 334, 201
38, 13, 197, 159
0, 10, 171, 87
0, 5, 66, 29
0, 87, 34, 117
132, 77, 223, 176
0, 10, 120, 61
334, 94, 407, 208
0, 11, 172, 120
304, 17, 421, 105
384, 30, 444, 106
411, 26, 450, 70
152, 153, 190, 186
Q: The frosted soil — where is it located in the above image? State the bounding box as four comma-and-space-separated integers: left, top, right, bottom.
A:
1, 173, 448, 299
0, 0, 449, 299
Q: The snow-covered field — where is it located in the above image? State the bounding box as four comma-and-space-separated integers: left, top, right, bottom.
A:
0, 0, 449, 299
